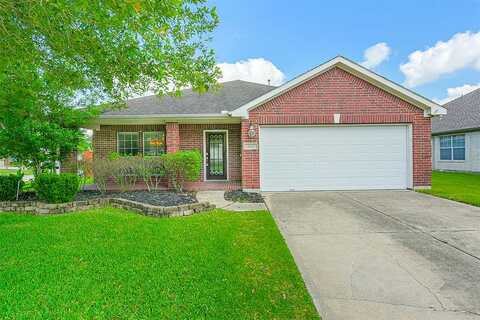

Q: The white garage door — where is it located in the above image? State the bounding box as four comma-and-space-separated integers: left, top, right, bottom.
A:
259, 126, 410, 191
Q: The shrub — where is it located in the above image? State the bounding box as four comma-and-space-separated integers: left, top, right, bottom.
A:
108, 152, 121, 161
162, 150, 201, 192
0, 172, 24, 201
110, 156, 138, 192
91, 158, 111, 193
135, 157, 165, 192
77, 158, 93, 186
34, 173, 80, 203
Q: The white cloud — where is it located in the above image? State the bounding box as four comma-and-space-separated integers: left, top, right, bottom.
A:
435, 82, 480, 105
217, 58, 286, 86
400, 31, 480, 87
360, 42, 391, 69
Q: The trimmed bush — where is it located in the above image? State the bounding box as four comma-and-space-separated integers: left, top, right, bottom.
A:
34, 173, 80, 203
0, 172, 24, 201
162, 150, 202, 192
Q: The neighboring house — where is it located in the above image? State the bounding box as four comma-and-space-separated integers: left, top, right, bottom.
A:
0, 158, 12, 169
432, 88, 480, 172
85, 56, 446, 191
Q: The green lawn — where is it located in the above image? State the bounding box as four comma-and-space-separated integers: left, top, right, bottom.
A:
0, 208, 318, 319
419, 171, 480, 206
0, 168, 32, 175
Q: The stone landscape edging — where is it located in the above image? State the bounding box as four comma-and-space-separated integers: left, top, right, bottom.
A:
0, 197, 215, 217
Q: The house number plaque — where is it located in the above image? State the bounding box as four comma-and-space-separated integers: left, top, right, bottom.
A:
243, 142, 258, 151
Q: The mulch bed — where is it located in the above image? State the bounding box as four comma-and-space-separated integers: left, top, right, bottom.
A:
224, 190, 264, 203
16, 191, 197, 207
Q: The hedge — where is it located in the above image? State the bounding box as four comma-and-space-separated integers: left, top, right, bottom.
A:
34, 173, 80, 203
0, 172, 24, 201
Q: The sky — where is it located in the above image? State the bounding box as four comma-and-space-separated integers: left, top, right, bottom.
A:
208, 0, 480, 104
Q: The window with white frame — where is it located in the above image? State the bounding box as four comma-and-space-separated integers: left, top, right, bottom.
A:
440, 135, 465, 160
143, 132, 165, 156
118, 132, 139, 156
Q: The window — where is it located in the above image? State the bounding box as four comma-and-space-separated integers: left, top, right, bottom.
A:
143, 132, 165, 156
440, 135, 465, 160
118, 132, 139, 156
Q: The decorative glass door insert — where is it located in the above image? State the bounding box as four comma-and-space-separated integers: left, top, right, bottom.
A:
206, 132, 226, 180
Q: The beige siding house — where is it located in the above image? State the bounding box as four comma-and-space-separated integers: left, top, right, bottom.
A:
432, 89, 480, 172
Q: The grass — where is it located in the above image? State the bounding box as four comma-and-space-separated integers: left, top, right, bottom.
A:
419, 171, 480, 206
0, 168, 32, 175
0, 208, 319, 319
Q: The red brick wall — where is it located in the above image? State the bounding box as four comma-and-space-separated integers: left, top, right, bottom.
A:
242, 67, 432, 189
179, 124, 242, 182
166, 123, 180, 153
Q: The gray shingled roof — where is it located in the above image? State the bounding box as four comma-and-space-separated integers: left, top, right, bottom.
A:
432, 88, 480, 134
101, 80, 276, 116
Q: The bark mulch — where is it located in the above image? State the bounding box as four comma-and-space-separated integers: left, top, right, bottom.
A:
17, 191, 198, 207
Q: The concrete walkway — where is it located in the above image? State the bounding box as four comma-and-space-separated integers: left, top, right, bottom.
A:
196, 191, 266, 212
264, 191, 480, 320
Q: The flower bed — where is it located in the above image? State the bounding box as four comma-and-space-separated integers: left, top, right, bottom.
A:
76, 190, 197, 207
18, 190, 197, 207
224, 190, 264, 203
0, 197, 214, 217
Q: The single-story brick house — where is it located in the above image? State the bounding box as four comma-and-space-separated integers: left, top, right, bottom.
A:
83, 56, 446, 191
432, 88, 480, 172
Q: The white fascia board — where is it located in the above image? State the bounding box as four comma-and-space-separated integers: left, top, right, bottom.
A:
231, 56, 447, 118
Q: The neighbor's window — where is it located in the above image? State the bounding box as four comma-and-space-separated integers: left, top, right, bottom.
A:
440, 135, 465, 160
143, 132, 165, 156
118, 132, 139, 156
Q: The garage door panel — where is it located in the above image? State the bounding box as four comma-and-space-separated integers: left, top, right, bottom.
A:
259, 126, 409, 191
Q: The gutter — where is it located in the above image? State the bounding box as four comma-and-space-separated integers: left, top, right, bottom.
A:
85, 112, 240, 129
98, 113, 234, 119
432, 126, 480, 136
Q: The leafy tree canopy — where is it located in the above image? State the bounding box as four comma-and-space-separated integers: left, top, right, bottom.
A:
0, 0, 219, 173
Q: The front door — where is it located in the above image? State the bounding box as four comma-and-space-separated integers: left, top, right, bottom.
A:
206, 132, 227, 180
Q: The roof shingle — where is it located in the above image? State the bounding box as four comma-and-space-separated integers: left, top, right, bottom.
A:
102, 80, 276, 116
432, 88, 480, 134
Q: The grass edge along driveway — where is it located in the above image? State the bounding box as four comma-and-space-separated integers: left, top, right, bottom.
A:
0, 208, 319, 319
419, 171, 480, 207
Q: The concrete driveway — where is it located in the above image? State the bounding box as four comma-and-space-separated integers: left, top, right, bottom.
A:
264, 191, 480, 320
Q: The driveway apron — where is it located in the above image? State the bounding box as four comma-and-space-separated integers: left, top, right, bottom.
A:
264, 191, 480, 320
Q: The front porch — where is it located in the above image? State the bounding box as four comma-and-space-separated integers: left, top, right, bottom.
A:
85, 122, 243, 191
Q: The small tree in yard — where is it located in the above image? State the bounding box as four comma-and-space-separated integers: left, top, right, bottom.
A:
0, 1, 220, 174
162, 150, 202, 192
0, 75, 95, 176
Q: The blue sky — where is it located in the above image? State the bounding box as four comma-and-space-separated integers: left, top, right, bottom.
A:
209, 0, 480, 104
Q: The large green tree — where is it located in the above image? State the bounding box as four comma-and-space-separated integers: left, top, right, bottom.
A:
0, 0, 220, 174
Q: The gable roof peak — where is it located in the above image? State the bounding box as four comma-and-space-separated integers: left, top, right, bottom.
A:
231, 55, 446, 118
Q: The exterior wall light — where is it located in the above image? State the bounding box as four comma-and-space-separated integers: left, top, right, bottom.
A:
248, 123, 256, 138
